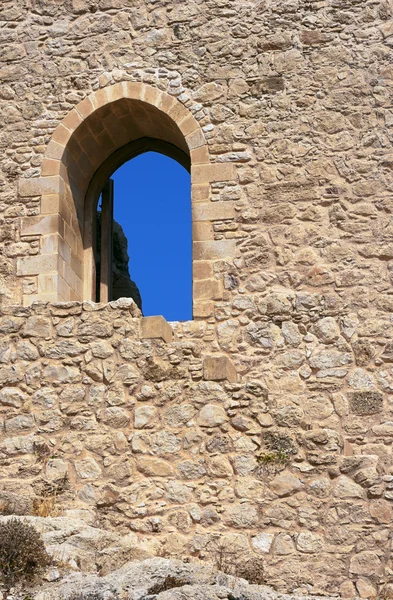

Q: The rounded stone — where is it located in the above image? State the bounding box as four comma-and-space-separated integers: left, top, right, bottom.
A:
134, 405, 159, 429
197, 403, 227, 427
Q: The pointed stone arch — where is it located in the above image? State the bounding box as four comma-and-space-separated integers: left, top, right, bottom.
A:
18, 82, 237, 317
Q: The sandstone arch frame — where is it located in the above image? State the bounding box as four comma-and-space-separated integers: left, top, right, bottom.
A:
18, 82, 237, 317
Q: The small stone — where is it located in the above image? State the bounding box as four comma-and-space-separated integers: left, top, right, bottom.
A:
353, 340, 375, 366
230, 414, 258, 432
296, 532, 323, 553
5, 414, 35, 432
136, 456, 173, 477
164, 404, 196, 427
101, 407, 130, 428
334, 475, 365, 499
75, 458, 102, 479
134, 405, 158, 429
152, 431, 182, 456
225, 503, 259, 528
339, 580, 357, 598
356, 578, 377, 598
0, 387, 26, 408
348, 391, 383, 415
273, 533, 295, 555
369, 498, 393, 523
349, 551, 382, 576
252, 532, 274, 553
197, 404, 227, 427
23, 316, 51, 338
313, 317, 340, 344
45, 458, 68, 481
206, 455, 233, 478
271, 473, 303, 497
44, 567, 60, 581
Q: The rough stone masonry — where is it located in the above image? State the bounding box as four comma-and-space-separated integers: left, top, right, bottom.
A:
1, 0, 393, 597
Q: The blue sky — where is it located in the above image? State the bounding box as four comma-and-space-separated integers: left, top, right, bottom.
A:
112, 152, 192, 321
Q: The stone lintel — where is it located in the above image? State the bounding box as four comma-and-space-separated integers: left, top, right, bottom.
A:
140, 315, 173, 344
203, 355, 237, 383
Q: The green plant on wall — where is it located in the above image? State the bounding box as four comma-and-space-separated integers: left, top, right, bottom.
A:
256, 449, 290, 477
257, 430, 297, 477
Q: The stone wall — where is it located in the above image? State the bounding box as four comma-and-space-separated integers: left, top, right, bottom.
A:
0, 296, 392, 598
0, 0, 393, 309
1, 0, 393, 597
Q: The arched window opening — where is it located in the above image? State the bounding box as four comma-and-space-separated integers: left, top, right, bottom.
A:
95, 151, 192, 322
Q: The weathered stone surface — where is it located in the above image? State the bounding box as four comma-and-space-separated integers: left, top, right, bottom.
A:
101, 407, 130, 428
203, 355, 237, 383
348, 391, 383, 415
270, 474, 303, 497
134, 405, 159, 429
75, 458, 102, 479
334, 476, 365, 499
251, 532, 274, 553
140, 316, 172, 344
349, 551, 382, 576
1, 0, 393, 593
0, 387, 27, 408
313, 318, 340, 344
197, 404, 227, 427
296, 532, 323, 554
136, 456, 173, 477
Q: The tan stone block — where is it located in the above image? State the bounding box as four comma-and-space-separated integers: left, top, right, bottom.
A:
40, 233, 59, 255
61, 108, 83, 132
186, 128, 205, 151
167, 101, 190, 125
21, 214, 62, 237
193, 301, 214, 319
193, 261, 213, 280
59, 200, 73, 228
140, 315, 173, 343
74, 275, 83, 299
193, 221, 213, 241
64, 223, 78, 254
191, 146, 210, 165
64, 263, 76, 288
41, 158, 61, 177
41, 195, 60, 214
106, 82, 124, 103
122, 81, 144, 100
45, 140, 66, 160
192, 163, 236, 184
192, 184, 210, 203
76, 95, 96, 118
38, 273, 58, 294
19, 176, 63, 198
58, 275, 71, 301
70, 289, 81, 301
194, 278, 223, 301
178, 114, 199, 136
137, 456, 173, 477
17, 254, 58, 276
59, 238, 71, 265
193, 201, 235, 222
92, 87, 110, 109
142, 85, 162, 106
51, 123, 72, 146
157, 93, 177, 115
71, 252, 83, 279
23, 292, 58, 306
193, 240, 236, 260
